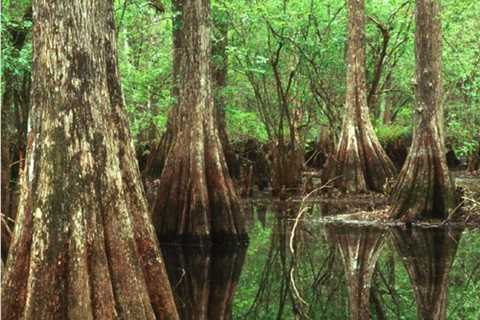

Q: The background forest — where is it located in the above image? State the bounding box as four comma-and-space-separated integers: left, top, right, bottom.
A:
2, 0, 479, 178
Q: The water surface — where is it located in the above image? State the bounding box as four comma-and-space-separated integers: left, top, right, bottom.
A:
161, 201, 480, 320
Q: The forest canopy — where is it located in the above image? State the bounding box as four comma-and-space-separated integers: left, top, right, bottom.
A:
2, 0, 479, 158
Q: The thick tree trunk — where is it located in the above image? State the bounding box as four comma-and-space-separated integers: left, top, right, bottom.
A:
391, 227, 462, 320
326, 225, 386, 320
389, 0, 455, 221
153, 0, 246, 242
161, 244, 247, 320
1, 1, 179, 319
322, 0, 395, 193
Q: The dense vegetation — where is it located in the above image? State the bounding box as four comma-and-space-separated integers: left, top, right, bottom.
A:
1, 0, 480, 318
2, 0, 479, 164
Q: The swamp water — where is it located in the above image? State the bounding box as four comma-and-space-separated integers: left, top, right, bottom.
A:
160, 202, 480, 320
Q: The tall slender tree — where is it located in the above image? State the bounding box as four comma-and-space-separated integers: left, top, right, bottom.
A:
1, 5, 32, 261
1, 1, 179, 318
322, 0, 395, 193
389, 0, 455, 221
212, 4, 239, 179
153, 0, 245, 242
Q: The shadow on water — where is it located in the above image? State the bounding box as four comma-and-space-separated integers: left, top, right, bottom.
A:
161, 243, 247, 320
160, 201, 480, 319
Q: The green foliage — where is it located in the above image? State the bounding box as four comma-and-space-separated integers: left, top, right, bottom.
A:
447, 107, 480, 157
115, 0, 173, 143
375, 123, 411, 145
375, 107, 413, 145
2, 0, 479, 156
226, 106, 269, 143
1, 0, 32, 91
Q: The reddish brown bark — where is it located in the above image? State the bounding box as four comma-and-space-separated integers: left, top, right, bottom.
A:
389, 0, 455, 221
271, 142, 304, 195
153, 0, 246, 242
322, 0, 395, 193
143, 0, 185, 178
1, 1, 179, 318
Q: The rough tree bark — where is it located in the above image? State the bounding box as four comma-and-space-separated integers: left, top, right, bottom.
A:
141, 0, 185, 180
326, 225, 386, 320
153, 0, 246, 242
1, 1, 179, 319
392, 227, 462, 320
389, 0, 455, 221
322, 0, 395, 193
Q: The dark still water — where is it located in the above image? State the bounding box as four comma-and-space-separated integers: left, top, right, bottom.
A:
160, 201, 480, 320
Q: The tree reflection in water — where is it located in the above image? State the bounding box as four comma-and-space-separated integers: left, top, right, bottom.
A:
161, 243, 247, 320
161, 202, 478, 319
326, 225, 386, 320
391, 226, 463, 320
240, 202, 348, 319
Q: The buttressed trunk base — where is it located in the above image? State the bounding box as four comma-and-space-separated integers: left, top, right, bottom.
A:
322, 0, 395, 193
153, 0, 246, 243
1, 1, 179, 319
389, 0, 455, 221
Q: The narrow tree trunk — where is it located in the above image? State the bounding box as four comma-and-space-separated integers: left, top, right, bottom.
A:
142, 0, 185, 179
322, 0, 395, 193
326, 225, 386, 320
389, 0, 455, 221
1, 7, 32, 260
1, 1, 179, 318
391, 227, 462, 320
1, 138, 14, 261
153, 0, 246, 242
212, 11, 240, 180
466, 135, 479, 173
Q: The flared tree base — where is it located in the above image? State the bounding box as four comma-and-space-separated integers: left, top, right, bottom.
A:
323, 129, 395, 193
389, 137, 456, 221
153, 133, 247, 243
